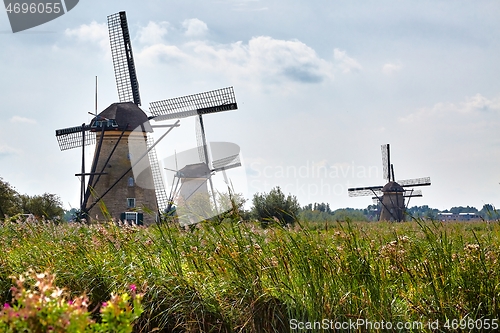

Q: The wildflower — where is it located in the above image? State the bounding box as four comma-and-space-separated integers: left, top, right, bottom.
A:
3, 303, 10, 308
270, 256, 279, 267
398, 235, 410, 243
129, 284, 136, 292
464, 243, 480, 252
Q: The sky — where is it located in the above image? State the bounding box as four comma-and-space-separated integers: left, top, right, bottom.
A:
1, 0, 500, 212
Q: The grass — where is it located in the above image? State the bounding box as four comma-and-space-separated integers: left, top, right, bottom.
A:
1, 218, 500, 332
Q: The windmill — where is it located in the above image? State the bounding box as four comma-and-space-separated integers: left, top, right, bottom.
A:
162, 142, 242, 226
348, 144, 431, 221
55, 11, 239, 225
149, 90, 242, 226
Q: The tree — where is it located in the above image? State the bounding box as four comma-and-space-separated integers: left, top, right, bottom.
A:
479, 204, 500, 220
64, 208, 79, 222
0, 177, 20, 218
251, 186, 300, 226
19, 193, 64, 221
449, 206, 478, 214
216, 190, 248, 220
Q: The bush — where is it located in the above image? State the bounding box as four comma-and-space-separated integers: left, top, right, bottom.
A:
18, 193, 65, 221
0, 270, 143, 332
251, 186, 299, 226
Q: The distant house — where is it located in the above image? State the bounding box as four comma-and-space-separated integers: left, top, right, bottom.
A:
438, 212, 481, 221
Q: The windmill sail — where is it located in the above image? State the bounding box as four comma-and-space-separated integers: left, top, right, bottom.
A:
149, 86, 237, 120
195, 116, 209, 165
398, 177, 431, 187
147, 135, 169, 212
348, 186, 383, 197
212, 154, 241, 172
107, 11, 141, 105
55, 125, 95, 151
381, 143, 390, 181
403, 189, 423, 197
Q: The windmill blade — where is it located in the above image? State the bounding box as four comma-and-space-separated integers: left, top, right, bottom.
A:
404, 189, 423, 196
149, 86, 237, 120
211, 154, 241, 171
403, 189, 423, 197
55, 125, 95, 151
213, 162, 241, 173
107, 11, 141, 105
195, 117, 207, 164
348, 186, 383, 197
147, 135, 169, 212
398, 177, 431, 187
381, 144, 390, 181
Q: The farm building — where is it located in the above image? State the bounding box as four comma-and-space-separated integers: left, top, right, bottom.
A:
437, 212, 481, 221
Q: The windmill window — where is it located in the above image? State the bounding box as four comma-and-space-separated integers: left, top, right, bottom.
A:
128, 177, 134, 187
127, 198, 136, 208
127, 153, 131, 160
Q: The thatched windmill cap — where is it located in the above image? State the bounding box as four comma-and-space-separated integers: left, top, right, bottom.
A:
382, 181, 404, 193
97, 102, 152, 132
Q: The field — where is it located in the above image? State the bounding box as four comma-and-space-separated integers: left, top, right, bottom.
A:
1, 218, 499, 332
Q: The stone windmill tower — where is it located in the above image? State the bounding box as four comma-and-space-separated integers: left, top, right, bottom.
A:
348, 144, 431, 222
55, 12, 168, 225
87, 103, 159, 224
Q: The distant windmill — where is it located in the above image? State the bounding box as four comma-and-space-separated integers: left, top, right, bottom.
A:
150, 90, 242, 226
348, 144, 431, 221
55, 11, 239, 225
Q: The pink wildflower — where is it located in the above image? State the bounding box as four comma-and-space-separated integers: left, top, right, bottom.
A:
129, 284, 137, 292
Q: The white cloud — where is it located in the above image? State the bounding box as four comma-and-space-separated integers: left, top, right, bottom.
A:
399, 93, 500, 123
464, 93, 495, 111
182, 18, 208, 37
333, 48, 362, 73
0, 143, 19, 157
138, 44, 189, 64
137, 21, 169, 45
137, 35, 334, 87
64, 21, 108, 51
382, 62, 402, 75
10, 116, 36, 124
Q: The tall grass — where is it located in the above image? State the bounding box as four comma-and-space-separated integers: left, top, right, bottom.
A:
1, 218, 499, 332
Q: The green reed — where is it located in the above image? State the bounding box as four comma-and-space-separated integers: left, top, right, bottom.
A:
0, 218, 499, 332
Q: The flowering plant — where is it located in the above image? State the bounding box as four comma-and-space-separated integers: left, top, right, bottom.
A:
0, 270, 143, 332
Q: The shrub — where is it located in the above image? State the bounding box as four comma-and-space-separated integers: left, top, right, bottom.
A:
0, 270, 143, 332
251, 186, 299, 226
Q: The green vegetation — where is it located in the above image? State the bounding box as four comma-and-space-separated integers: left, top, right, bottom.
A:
0, 270, 142, 332
0, 178, 19, 217
0, 177, 64, 221
2, 178, 500, 331
1, 218, 500, 332
251, 186, 300, 226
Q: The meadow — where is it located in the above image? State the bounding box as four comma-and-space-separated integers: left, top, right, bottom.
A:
1, 217, 499, 332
